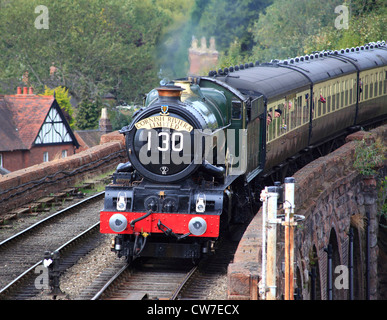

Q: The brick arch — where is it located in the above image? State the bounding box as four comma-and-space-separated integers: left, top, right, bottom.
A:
327, 220, 343, 265
294, 249, 305, 299
310, 245, 321, 300
327, 227, 343, 300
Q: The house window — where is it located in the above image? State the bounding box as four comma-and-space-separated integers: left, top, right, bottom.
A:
43, 152, 49, 162
62, 150, 67, 158
0, 153, 3, 167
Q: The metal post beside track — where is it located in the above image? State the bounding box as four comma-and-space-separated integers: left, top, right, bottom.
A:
266, 186, 279, 300
259, 177, 303, 300
259, 185, 280, 300
283, 177, 296, 300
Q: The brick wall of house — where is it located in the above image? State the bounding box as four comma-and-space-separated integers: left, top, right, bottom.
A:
1, 144, 76, 172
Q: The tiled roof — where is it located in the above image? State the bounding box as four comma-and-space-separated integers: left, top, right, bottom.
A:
0, 98, 25, 151
0, 91, 77, 152
75, 129, 104, 148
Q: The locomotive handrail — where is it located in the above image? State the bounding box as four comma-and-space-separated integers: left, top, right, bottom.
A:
195, 122, 231, 135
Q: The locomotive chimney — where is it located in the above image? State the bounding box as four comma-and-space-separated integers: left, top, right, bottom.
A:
156, 85, 184, 103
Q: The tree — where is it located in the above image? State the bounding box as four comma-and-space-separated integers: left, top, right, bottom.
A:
75, 99, 101, 130
249, 0, 386, 63
304, 0, 387, 52
217, 39, 246, 69
0, 0, 169, 103
194, 0, 272, 53
250, 0, 340, 62
42, 86, 74, 128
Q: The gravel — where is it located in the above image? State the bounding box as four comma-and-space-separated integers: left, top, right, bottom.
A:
59, 233, 118, 299
58, 234, 228, 300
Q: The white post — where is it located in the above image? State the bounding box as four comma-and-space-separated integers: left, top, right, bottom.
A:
284, 177, 296, 300
266, 186, 278, 300
259, 187, 268, 300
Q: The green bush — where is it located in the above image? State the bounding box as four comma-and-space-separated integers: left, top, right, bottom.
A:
353, 136, 386, 176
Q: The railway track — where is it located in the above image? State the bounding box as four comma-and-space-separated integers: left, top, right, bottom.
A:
95, 259, 197, 300
177, 238, 238, 299
87, 233, 240, 300
0, 192, 105, 299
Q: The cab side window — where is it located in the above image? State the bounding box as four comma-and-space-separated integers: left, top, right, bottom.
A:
232, 100, 242, 120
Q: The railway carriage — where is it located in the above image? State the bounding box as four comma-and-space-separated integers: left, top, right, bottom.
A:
100, 41, 387, 261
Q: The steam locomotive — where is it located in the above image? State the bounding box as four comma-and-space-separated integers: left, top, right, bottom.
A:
100, 41, 387, 261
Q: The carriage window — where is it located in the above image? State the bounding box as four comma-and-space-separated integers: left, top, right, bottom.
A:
322, 88, 327, 115
374, 73, 378, 97
327, 86, 331, 113
285, 100, 291, 128
353, 79, 357, 103
267, 107, 273, 141
290, 98, 296, 129
345, 80, 349, 106
276, 103, 284, 136
336, 82, 340, 108
359, 78, 363, 101
385, 71, 387, 94
303, 94, 309, 124
349, 79, 353, 104
297, 96, 302, 126
317, 99, 321, 117
232, 100, 242, 120
340, 81, 344, 107
364, 76, 369, 99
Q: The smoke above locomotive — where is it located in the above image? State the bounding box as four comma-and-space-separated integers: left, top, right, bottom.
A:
120, 81, 247, 183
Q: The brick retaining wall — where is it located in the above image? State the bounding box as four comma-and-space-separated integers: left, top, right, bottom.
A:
0, 131, 127, 216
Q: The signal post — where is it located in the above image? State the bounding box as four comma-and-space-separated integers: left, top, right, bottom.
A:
259, 177, 302, 300
283, 177, 296, 300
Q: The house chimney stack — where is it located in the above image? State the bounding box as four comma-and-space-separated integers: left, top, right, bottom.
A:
99, 107, 112, 133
